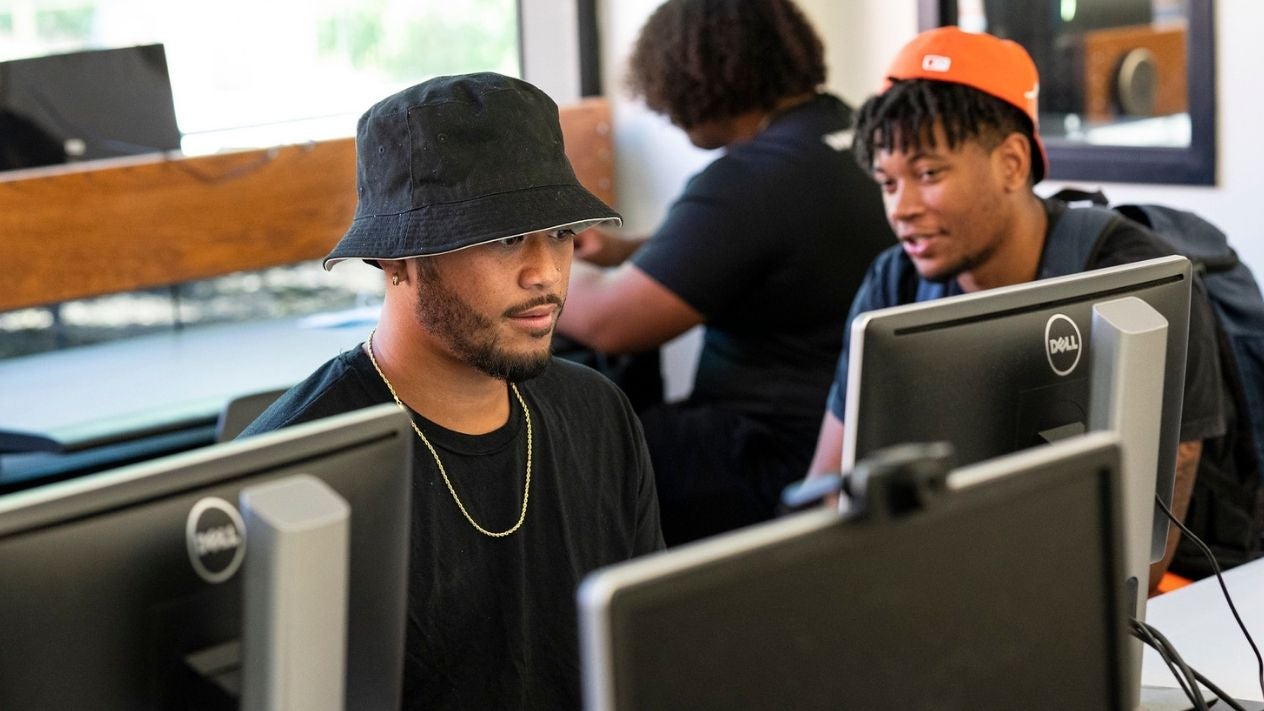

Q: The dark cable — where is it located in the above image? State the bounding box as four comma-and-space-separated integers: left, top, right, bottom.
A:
1191, 667, 1248, 711
1133, 618, 1198, 704
1140, 618, 1247, 711
1137, 614, 1213, 708
1156, 493, 1264, 700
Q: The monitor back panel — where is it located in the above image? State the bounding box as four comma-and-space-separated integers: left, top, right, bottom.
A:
580, 435, 1130, 710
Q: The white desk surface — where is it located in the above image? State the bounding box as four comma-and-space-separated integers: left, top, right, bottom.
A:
0, 316, 368, 452
1142, 557, 1264, 702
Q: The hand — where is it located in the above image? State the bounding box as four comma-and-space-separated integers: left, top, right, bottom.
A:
573, 226, 644, 267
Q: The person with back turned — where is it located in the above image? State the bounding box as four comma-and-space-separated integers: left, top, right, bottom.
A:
558, 0, 893, 546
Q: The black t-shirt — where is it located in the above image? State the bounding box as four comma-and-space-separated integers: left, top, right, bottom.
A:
632, 93, 894, 434
242, 349, 664, 710
827, 198, 1225, 447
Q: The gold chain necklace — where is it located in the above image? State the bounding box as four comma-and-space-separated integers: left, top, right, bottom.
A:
366, 328, 532, 538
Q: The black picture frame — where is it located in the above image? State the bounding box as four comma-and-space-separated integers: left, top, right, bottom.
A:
919, 0, 1216, 185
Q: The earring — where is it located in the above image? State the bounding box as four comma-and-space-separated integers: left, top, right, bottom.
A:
392, 274, 400, 287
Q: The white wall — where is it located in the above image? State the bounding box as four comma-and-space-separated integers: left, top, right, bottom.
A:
599, 0, 715, 400
522, 0, 583, 104
795, 2, 919, 109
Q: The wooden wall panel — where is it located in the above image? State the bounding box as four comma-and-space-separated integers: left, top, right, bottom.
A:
0, 140, 357, 312
1081, 24, 1188, 122
0, 97, 614, 312
560, 96, 616, 208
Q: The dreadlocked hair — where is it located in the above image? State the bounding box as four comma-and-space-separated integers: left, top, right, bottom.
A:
626, 0, 825, 129
853, 79, 1041, 183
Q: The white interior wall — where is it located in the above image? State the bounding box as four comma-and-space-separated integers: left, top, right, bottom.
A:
521, 0, 583, 104
599, 0, 715, 401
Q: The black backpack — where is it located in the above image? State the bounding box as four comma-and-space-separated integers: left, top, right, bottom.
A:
1052, 188, 1264, 572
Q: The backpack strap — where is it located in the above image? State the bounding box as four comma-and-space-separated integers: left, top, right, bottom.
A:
1042, 203, 1120, 278
1115, 203, 1241, 274
1049, 187, 1110, 207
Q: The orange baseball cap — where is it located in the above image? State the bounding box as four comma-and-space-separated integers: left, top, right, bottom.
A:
883, 26, 1048, 182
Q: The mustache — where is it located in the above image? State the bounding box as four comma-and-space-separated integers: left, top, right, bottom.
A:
503, 294, 564, 318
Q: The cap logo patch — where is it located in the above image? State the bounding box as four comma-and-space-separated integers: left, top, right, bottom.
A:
922, 54, 952, 73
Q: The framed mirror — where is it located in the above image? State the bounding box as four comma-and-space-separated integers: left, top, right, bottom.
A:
919, 0, 1215, 185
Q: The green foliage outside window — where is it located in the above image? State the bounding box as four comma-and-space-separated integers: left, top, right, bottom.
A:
317, 0, 517, 81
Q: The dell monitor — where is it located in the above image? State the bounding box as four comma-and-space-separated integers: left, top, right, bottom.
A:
0, 404, 411, 710
0, 43, 182, 170
578, 432, 1131, 710
842, 255, 1191, 564
844, 255, 1192, 710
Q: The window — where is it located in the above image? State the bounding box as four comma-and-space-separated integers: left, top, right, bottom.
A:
0, 0, 521, 152
0, 0, 522, 359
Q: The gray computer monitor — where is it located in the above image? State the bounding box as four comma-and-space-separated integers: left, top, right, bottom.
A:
578, 432, 1131, 710
0, 404, 411, 710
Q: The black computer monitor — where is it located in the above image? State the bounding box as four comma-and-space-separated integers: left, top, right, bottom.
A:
578, 432, 1131, 710
843, 256, 1191, 564
0, 43, 182, 170
0, 404, 411, 710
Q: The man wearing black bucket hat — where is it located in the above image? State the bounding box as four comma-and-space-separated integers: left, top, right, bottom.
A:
241, 73, 664, 710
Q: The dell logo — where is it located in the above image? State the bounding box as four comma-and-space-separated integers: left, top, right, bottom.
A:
195, 524, 241, 556
1045, 314, 1083, 376
1049, 335, 1080, 354
186, 497, 246, 584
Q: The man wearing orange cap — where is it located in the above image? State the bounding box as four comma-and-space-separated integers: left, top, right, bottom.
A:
806, 27, 1231, 590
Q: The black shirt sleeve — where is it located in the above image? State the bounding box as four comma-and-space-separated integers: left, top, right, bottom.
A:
630, 160, 778, 318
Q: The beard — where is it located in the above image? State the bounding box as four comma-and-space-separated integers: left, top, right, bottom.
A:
414, 275, 559, 383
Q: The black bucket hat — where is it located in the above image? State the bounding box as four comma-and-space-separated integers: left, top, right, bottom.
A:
324, 72, 621, 270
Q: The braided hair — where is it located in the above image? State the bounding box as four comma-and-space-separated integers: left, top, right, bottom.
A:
626, 0, 825, 129
852, 79, 1042, 183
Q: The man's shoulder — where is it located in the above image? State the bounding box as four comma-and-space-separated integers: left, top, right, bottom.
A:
526, 357, 637, 417
535, 356, 624, 394
239, 347, 378, 438
1095, 216, 1178, 265
698, 96, 856, 183
1043, 196, 1175, 270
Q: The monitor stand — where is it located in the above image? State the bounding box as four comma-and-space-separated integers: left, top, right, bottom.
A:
239, 474, 351, 711
1088, 296, 1168, 711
